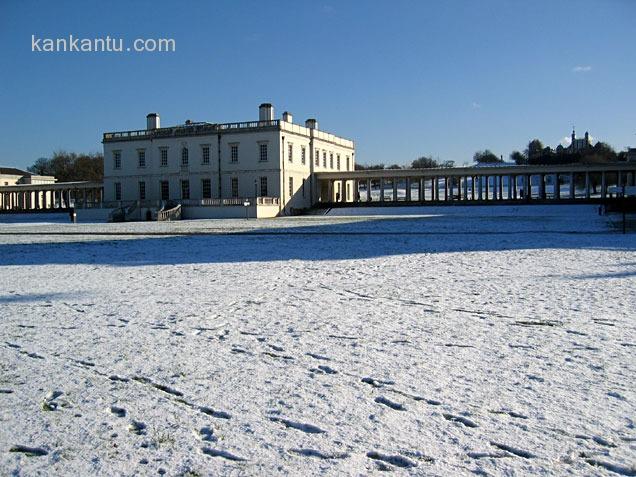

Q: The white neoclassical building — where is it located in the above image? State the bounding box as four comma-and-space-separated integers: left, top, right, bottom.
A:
102, 103, 355, 216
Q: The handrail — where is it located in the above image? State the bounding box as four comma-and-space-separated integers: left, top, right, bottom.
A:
158, 204, 181, 221
104, 120, 280, 141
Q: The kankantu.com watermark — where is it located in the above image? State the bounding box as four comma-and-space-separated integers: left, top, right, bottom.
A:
31, 35, 176, 53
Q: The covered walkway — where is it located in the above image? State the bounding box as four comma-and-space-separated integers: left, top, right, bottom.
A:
0, 181, 103, 211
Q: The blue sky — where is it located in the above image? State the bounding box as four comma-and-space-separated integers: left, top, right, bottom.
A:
1, 0, 635, 169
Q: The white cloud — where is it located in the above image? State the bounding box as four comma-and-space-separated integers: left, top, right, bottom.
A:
572, 65, 592, 73
471, 102, 481, 109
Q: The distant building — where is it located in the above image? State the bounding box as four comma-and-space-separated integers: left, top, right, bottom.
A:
0, 167, 56, 186
555, 129, 595, 154
102, 103, 355, 216
627, 148, 636, 163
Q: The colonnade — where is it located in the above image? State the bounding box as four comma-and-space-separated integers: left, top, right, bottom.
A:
317, 165, 636, 205
0, 183, 103, 211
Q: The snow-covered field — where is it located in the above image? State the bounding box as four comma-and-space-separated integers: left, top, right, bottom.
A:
1, 205, 635, 476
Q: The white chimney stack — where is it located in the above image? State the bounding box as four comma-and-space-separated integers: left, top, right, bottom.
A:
146, 113, 160, 130
282, 111, 293, 123
259, 103, 274, 121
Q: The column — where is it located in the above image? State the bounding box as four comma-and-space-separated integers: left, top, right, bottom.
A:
340, 180, 346, 202
498, 175, 503, 200
392, 178, 398, 201
379, 178, 385, 202
570, 172, 576, 199
585, 172, 591, 199
471, 177, 475, 201
327, 180, 333, 203
554, 173, 560, 200
366, 179, 372, 202
524, 175, 530, 200
485, 176, 489, 200
618, 171, 623, 187
419, 178, 425, 202
434, 177, 440, 201
539, 174, 546, 200
507, 176, 512, 200
405, 178, 411, 201
444, 177, 449, 201
477, 176, 482, 200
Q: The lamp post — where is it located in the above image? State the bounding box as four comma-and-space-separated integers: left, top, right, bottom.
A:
244, 199, 251, 220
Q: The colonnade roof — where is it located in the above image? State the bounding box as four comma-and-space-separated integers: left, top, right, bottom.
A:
0, 181, 103, 192
315, 163, 635, 180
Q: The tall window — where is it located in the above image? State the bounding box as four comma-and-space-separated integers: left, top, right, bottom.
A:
114, 182, 122, 200
138, 150, 146, 168
336, 154, 341, 170
289, 177, 294, 197
231, 177, 239, 198
202, 146, 210, 165
231, 144, 238, 163
113, 151, 121, 170
330, 153, 334, 169
288, 143, 293, 163
202, 178, 211, 199
315, 150, 319, 167
259, 143, 268, 162
260, 176, 268, 196
139, 181, 146, 200
160, 148, 168, 167
160, 181, 170, 200
181, 147, 189, 166
301, 146, 306, 165
322, 151, 327, 168
181, 180, 190, 199
346, 156, 350, 171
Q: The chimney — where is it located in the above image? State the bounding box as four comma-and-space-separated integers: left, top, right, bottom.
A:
146, 113, 160, 130
282, 111, 293, 123
305, 118, 318, 130
259, 103, 274, 121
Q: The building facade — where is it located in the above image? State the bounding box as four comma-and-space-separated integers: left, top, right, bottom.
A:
102, 104, 355, 214
0, 167, 56, 186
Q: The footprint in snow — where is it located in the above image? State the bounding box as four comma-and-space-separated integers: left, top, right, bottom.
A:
442, 413, 478, 428
375, 396, 406, 411
109, 405, 126, 418
128, 420, 147, 435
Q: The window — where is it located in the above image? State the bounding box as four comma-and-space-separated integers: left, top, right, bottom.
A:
330, 153, 334, 169
202, 146, 210, 165
230, 144, 238, 163
315, 150, 319, 167
231, 177, 239, 198
336, 154, 341, 170
346, 183, 350, 201
139, 181, 146, 200
202, 178, 211, 199
138, 150, 146, 168
259, 143, 268, 162
160, 148, 168, 167
289, 177, 294, 197
301, 146, 306, 165
288, 143, 293, 163
181, 180, 190, 199
114, 182, 121, 201
113, 151, 121, 170
323, 151, 327, 168
346, 156, 350, 171
161, 181, 170, 200
181, 147, 189, 166
260, 176, 268, 196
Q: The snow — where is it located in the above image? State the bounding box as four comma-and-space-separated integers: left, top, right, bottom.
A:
1, 205, 635, 476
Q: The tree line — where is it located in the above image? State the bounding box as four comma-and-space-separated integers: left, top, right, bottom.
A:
356, 138, 628, 170
28, 151, 103, 182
